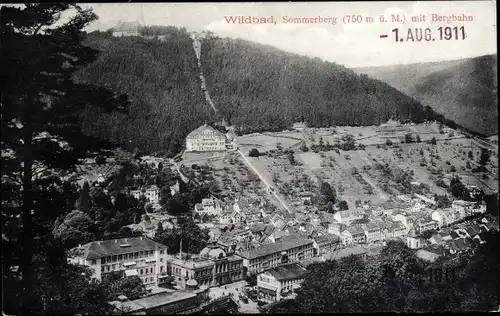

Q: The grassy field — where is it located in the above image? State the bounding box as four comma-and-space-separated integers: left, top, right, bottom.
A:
180, 151, 284, 209
177, 122, 498, 214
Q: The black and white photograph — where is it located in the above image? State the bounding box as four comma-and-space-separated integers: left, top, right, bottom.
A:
1, 1, 498, 315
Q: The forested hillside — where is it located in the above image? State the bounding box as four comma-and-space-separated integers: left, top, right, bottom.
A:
76, 27, 439, 156
354, 55, 498, 136
201, 37, 432, 135
75, 28, 214, 156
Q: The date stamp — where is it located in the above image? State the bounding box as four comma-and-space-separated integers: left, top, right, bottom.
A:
389, 26, 467, 42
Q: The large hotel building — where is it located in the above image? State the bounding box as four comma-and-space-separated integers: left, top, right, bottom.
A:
67, 236, 169, 286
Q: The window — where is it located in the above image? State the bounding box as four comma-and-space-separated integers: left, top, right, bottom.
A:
112, 264, 116, 270
91, 260, 96, 265
140, 269, 144, 275
107, 266, 110, 272
160, 250, 164, 255
160, 258, 163, 262
118, 255, 122, 261
160, 266, 164, 273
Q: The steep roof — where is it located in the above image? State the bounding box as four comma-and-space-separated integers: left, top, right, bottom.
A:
69, 236, 167, 260
237, 236, 313, 260
314, 233, 340, 245
186, 124, 225, 140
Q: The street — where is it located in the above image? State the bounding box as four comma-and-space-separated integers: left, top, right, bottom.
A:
208, 280, 261, 313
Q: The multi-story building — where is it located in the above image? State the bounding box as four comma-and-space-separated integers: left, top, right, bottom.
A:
194, 197, 224, 217
130, 185, 160, 204
167, 246, 244, 289
185, 124, 226, 152
328, 220, 345, 236
236, 236, 314, 274
67, 236, 169, 286
391, 221, 407, 239
333, 210, 364, 225
312, 234, 340, 256
452, 200, 486, 218
112, 21, 140, 37
413, 217, 438, 234
341, 225, 366, 246
431, 208, 463, 227
363, 223, 382, 243
257, 263, 307, 303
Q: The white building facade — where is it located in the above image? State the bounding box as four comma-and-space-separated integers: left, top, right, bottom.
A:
185, 124, 226, 152
67, 237, 169, 286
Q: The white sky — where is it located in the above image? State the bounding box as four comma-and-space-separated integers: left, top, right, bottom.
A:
79, 2, 495, 67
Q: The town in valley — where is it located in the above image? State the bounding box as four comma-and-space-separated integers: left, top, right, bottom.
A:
2, 4, 498, 315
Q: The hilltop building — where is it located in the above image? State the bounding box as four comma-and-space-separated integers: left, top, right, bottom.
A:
112, 21, 141, 37
185, 124, 227, 152
67, 236, 169, 286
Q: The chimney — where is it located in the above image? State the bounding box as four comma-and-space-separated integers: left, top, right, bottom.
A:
140, 236, 143, 240
78, 244, 82, 248
115, 240, 118, 243
125, 238, 127, 243
97, 241, 101, 245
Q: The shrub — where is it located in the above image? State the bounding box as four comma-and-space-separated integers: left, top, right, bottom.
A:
249, 148, 260, 157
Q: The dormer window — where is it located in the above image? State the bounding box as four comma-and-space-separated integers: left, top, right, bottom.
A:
120, 243, 131, 248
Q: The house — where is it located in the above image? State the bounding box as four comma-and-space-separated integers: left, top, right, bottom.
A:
299, 191, 314, 204
269, 230, 290, 243
271, 214, 286, 230
185, 124, 226, 152
327, 220, 345, 236
312, 234, 340, 256
170, 181, 180, 196
333, 209, 364, 225
413, 193, 436, 205
413, 216, 438, 234
362, 223, 382, 243
392, 213, 409, 228
219, 210, 241, 225
67, 237, 169, 286
130, 186, 160, 204
452, 200, 486, 218
112, 21, 140, 37
389, 221, 407, 239
406, 229, 425, 249
431, 208, 463, 227
429, 234, 444, 245
445, 238, 471, 255
168, 245, 244, 289
341, 225, 366, 246
257, 263, 307, 303
194, 197, 223, 217
236, 236, 314, 274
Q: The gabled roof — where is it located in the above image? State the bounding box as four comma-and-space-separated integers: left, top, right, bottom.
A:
314, 233, 340, 245
236, 236, 313, 260
186, 124, 225, 140
346, 225, 365, 235
69, 237, 167, 261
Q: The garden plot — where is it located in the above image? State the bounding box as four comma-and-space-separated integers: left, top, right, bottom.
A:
237, 133, 301, 151
182, 152, 269, 201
